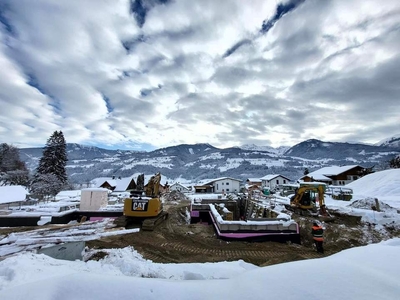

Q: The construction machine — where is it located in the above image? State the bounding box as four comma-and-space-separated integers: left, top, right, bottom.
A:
285, 183, 335, 221
115, 173, 168, 231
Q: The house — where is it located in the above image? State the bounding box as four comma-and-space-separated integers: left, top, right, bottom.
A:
193, 184, 214, 193
299, 165, 365, 185
246, 178, 262, 187
260, 174, 291, 191
0, 185, 29, 209
99, 176, 137, 192
197, 177, 242, 194
170, 182, 191, 193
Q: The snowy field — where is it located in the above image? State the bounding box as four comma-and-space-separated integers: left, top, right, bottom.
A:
0, 239, 399, 299
1, 169, 400, 299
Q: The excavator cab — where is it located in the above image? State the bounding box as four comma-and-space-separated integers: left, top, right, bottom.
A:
115, 173, 168, 230
287, 183, 334, 221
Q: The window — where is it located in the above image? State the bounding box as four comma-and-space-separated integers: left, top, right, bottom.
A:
353, 176, 358, 180
226, 182, 229, 185
283, 180, 286, 184
276, 180, 279, 184
226, 189, 230, 192
222, 182, 224, 185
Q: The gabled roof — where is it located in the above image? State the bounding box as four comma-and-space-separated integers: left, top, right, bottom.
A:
246, 178, 262, 183
0, 185, 28, 204
99, 176, 135, 191
170, 182, 190, 190
203, 177, 242, 185
301, 165, 363, 181
260, 174, 291, 181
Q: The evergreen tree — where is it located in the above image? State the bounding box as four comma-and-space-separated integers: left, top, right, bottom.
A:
35, 131, 68, 184
30, 173, 63, 201
389, 155, 400, 169
304, 168, 309, 175
0, 143, 29, 186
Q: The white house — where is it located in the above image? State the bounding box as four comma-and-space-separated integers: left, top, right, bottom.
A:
260, 174, 291, 191
203, 177, 241, 194
170, 182, 191, 193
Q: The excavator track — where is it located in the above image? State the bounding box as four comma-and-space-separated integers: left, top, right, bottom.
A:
141, 211, 169, 231
114, 212, 169, 231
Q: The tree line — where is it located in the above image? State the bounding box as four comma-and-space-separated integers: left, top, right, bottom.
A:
0, 130, 69, 201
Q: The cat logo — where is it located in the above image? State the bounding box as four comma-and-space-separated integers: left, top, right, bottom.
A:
132, 201, 148, 211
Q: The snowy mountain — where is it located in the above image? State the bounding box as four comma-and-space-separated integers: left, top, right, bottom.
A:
17, 139, 399, 185
376, 134, 400, 148
239, 144, 290, 155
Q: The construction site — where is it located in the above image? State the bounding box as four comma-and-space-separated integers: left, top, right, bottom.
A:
1, 172, 400, 267
84, 189, 400, 267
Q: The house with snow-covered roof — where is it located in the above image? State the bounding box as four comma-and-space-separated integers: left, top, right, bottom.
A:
196, 177, 241, 194
99, 176, 137, 192
300, 165, 365, 185
246, 178, 262, 187
260, 174, 291, 191
170, 182, 191, 193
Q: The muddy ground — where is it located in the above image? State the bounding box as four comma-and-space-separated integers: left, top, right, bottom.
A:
85, 199, 400, 267
2, 197, 399, 267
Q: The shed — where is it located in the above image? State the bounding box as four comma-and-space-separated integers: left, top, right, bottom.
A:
80, 188, 109, 211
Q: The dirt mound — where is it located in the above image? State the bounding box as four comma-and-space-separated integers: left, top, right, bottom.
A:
162, 191, 189, 202
349, 197, 398, 213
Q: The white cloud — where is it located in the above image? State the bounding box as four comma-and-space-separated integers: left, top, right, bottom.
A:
0, 0, 399, 150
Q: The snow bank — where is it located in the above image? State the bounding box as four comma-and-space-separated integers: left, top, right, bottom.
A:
346, 169, 400, 208
0, 239, 399, 300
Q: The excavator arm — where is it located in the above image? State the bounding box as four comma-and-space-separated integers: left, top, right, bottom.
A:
289, 184, 330, 217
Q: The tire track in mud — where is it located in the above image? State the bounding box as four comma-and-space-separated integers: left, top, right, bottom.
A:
139, 241, 323, 263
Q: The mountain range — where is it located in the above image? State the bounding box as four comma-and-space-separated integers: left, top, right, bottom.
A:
17, 137, 400, 185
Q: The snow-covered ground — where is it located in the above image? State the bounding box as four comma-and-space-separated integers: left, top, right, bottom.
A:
0, 239, 399, 299
1, 169, 400, 299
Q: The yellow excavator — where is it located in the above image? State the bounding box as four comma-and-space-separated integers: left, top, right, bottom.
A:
115, 172, 168, 231
285, 183, 335, 222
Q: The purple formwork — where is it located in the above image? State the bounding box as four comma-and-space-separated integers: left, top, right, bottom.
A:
208, 211, 301, 243
190, 211, 200, 217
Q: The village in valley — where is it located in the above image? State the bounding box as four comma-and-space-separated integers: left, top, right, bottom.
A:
1, 158, 400, 266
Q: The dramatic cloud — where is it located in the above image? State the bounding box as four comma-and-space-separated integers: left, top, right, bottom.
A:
0, 0, 399, 150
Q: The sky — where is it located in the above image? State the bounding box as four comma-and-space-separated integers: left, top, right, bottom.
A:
0, 0, 399, 151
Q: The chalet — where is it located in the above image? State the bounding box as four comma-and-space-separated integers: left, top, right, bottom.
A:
196, 177, 241, 194
170, 182, 191, 193
246, 178, 262, 187
260, 174, 291, 191
300, 165, 364, 185
193, 184, 214, 193
99, 176, 137, 192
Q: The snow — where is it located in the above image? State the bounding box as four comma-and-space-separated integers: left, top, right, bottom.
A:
346, 169, 400, 208
0, 239, 399, 299
304, 165, 360, 181
0, 186, 28, 204
55, 190, 81, 201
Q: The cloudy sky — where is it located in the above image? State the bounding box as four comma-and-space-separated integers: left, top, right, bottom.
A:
0, 0, 399, 151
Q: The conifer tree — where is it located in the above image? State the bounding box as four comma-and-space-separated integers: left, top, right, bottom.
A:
0, 143, 29, 186
304, 168, 309, 175
389, 155, 400, 169
35, 130, 68, 185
